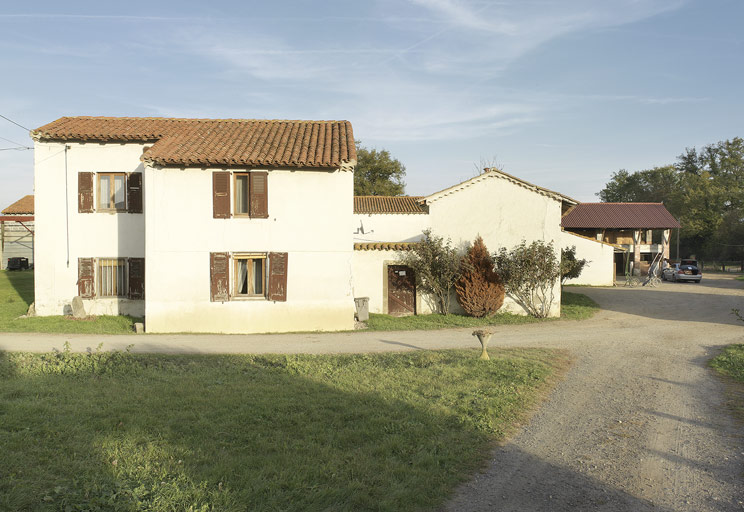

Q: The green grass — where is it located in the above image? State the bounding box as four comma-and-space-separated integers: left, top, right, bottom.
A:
368, 291, 599, 331
710, 344, 744, 383
0, 270, 138, 333
709, 344, 744, 420
0, 347, 568, 511
560, 291, 600, 320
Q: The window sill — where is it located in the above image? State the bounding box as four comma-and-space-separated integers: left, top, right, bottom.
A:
231, 296, 267, 301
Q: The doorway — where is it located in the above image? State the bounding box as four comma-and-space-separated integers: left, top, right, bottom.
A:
387, 265, 416, 316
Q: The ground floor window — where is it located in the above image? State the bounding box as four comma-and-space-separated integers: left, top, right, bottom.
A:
98, 258, 127, 297
234, 254, 266, 297
210, 252, 287, 302
78, 257, 144, 300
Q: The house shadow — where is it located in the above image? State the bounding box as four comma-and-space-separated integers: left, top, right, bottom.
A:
577, 280, 744, 326
0, 351, 685, 511
3, 268, 34, 306
444, 445, 679, 512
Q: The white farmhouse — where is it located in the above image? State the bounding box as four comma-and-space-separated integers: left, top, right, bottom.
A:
352, 170, 578, 317
32, 117, 356, 333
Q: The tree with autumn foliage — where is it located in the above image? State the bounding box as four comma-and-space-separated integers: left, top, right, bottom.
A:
455, 236, 505, 317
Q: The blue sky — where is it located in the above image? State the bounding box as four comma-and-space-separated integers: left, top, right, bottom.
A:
1, 0, 742, 209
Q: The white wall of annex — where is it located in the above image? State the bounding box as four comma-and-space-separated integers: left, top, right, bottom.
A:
561, 231, 616, 286
352, 213, 429, 243
426, 174, 563, 317
351, 249, 434, 315
144, 165, 355, 333
33, 141, 146, 316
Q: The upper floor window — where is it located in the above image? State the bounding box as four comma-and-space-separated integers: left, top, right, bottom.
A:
213, 171, 268, 219
98, 173, 127, 211
78, 172, 142, 214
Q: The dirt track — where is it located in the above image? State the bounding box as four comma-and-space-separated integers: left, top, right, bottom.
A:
446, 274, 744, 511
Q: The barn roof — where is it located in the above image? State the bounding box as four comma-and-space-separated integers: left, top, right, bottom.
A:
32, 117, 356, 169
354, 196, 426, 214
561, 202, 680, 229
2, 195, 34, 215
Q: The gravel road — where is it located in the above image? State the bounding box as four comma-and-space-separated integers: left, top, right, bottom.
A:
446, 274, 744, 512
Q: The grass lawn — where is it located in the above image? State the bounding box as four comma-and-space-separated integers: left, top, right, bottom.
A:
367, 291, 599, 331
0, 270, 138, 334
710, 344, 744, 421
0, 347, 568, 511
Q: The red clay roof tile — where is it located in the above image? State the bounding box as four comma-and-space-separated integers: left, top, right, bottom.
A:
32, 117, 356, 169
354, 196, 426, 214
2, 195, 34, 214
561, 202, 680, 229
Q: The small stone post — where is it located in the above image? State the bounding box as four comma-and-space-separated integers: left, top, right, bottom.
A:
472, 329, 493, 360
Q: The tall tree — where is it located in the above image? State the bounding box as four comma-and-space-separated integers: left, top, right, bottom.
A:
354, 141, 406, 196
596, 137, 744, 260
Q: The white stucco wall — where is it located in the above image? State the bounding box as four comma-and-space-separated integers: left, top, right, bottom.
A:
560, 231, 616, 286
426, 173, 564, 317
33, 141, 146, 316
352, 213, 429, 243
144, 165, 355, 333
351, 249, 435, 315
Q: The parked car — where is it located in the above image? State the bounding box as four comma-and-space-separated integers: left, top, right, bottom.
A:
6, 257, 30, 271
662, 263, 702, 283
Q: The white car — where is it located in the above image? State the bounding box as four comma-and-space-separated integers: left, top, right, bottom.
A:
662, 263, 702, 283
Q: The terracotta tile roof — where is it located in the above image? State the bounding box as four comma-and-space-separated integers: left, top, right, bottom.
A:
354, 196, 426, 214
354, 242, 418, 251
561, 203, 680, 229
32, 117, 356, 169
2, 195, 34, 214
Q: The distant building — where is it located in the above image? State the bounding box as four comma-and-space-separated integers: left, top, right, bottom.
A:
1, 195, 34, 270
561, 202, 680, 276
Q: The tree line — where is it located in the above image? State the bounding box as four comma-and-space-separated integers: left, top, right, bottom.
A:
598, 137, 744, 261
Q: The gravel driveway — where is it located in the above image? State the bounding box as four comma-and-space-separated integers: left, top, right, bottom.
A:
446, 274, 744, 512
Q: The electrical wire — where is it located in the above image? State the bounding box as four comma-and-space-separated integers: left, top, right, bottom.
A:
0, 134, 29, 147
0, 114, 31, 132
0, 146, 32, 151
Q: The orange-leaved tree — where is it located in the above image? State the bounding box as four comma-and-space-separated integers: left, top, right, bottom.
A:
455, 236, 504, 317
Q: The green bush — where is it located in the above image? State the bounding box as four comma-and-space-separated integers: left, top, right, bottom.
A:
494, 240, 560, 318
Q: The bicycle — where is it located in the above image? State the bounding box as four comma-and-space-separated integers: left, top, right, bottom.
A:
624, 272, 641, 287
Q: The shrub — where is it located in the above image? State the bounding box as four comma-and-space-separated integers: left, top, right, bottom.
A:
400, 229, 461, 314
561, 246, 588, 285
455, 236, 505, 317
494, 240, 560, 318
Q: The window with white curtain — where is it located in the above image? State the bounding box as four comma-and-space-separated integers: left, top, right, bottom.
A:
98, 173, 127, 211
233, 254, 266, 297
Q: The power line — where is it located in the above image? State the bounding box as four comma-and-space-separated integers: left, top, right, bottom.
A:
0, 146, 32, 151
0, 134, 28, 147
0, 114, 30, 132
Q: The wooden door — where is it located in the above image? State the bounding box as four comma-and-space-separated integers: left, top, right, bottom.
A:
388, 265, 415, 316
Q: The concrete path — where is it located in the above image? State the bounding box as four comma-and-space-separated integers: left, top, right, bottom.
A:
2, 274, 743, 511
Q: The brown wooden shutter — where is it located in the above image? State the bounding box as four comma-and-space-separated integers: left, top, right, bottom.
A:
213, 172, 231, 219
127, 173, 143, 213
78, 172, 94, 213
128, 258, 145, 299
249, 172, 269, 218
210, 252, 230, 302
77, 257, 95, 298
268, 252, 288, 301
